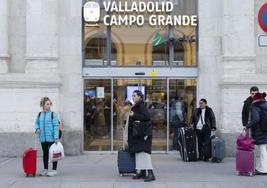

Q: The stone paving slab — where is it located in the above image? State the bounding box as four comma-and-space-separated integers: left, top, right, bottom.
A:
0, 154, 267, 188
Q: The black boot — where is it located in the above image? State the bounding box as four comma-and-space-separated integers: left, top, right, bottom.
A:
144, 170, 155, 182
132, 170, 146, 179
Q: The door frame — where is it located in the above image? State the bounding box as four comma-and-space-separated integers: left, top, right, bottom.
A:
83, 77, 198, 154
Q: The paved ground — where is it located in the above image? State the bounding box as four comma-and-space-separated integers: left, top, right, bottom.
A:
0, 154, 267, 188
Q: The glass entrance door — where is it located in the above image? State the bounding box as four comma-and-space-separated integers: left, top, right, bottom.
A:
168, 79, 197, 151
83, 78, 197, 152
84, 79, 111, 151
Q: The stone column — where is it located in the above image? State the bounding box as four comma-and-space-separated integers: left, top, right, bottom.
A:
221, 0, 256, 82
0, 0, 9, 73
219, 0, 256, 156
25, 0, 58, 74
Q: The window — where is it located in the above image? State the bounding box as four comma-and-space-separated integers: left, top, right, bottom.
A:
83, 0, 197, 67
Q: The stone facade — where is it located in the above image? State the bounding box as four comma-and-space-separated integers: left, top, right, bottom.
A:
0, 0, 266, 156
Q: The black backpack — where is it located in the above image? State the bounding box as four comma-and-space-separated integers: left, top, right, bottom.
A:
38, 111, 54, 120
259, 108, 267, 132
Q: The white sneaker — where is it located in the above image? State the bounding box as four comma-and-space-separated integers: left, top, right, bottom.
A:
47, 170, 57, 177
39, 169, 48, 176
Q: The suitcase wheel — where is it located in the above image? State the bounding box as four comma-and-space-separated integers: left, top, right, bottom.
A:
237, 171, 255, 176
26, 173, 36, 177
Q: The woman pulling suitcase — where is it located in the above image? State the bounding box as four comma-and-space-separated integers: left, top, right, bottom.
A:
128, 90, 156, 182
35, 97, 60, 177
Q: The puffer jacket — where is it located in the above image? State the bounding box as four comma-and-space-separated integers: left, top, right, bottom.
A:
246, 100, 267, 145
35, 110, 59, 143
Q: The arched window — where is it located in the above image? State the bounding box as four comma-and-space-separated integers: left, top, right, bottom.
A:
173, 37, 185, 66
85, 37, 117, 66
152, 43, 169, 66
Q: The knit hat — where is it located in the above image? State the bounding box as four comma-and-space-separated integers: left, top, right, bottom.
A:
253, 92, 266, 101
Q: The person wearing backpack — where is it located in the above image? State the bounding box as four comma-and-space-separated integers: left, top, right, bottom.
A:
246, 92, 267, 175
35, 97, 59, 177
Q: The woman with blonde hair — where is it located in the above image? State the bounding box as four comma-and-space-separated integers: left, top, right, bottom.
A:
35, 97, 59, 177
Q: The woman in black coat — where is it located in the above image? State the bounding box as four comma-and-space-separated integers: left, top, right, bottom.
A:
128, 90, 155, 182
246, 92, 267, 175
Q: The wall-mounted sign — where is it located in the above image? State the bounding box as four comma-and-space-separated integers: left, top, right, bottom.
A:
83, 2, 100, 23
258, 35, 267, 47
258, 3, 267, 33
150, 69, 157, 77
83, 1, 198, 27
96, 87, 105, 98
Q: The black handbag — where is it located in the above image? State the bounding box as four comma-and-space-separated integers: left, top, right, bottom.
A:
132, 120, 152, 137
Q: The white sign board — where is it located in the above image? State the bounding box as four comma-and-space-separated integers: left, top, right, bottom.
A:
96, 87, 105, 98
258, 35, 267, 47
83, 2, 100, 22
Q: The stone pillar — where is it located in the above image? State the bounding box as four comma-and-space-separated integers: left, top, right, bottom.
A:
198, 0, 223, 111
58, 0, 83, 155
25, 0, 58, 74
221, 0, 256, 82
219, 0, 256, 156
0, 0, 9, 73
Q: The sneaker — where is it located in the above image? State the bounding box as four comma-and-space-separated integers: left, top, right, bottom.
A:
39, 169, 48, 176
255, 169, 267, 175
47, 170, 57, 177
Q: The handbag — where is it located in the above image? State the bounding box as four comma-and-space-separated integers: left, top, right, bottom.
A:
132, 120, 152, 137
236, 129, 255, 151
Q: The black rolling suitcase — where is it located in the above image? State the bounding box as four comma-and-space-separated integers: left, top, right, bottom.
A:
117, 125, 136, 176
177, 127, 197, 162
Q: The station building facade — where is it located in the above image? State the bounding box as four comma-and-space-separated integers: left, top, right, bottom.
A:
0, 0, 266, 156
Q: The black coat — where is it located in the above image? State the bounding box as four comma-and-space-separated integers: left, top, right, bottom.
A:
246, 101, 267, 145
128, 101, 152, 154
191, 106, 216, 131
242, 96, 253, 126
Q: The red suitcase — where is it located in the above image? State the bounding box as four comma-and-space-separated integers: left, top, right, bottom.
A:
23, 147, 37, 177
236, 149, 255, 176
23, 134, 37, 177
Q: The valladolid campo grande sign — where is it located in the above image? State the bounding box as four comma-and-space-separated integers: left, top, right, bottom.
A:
83, 1, 198, 27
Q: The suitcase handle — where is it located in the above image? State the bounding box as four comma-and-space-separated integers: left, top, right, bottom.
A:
243, 127, 252, 138
34, 133, 38, 150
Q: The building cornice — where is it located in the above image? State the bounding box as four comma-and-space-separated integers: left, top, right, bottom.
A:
0, 74, 62, 88
25, 56, 59, 61
221, 55, 256, 62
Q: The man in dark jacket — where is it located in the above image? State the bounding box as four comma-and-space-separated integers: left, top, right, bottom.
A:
246, 92, 267, 175
242, 86, 259, 126
191, 98, 216, 161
